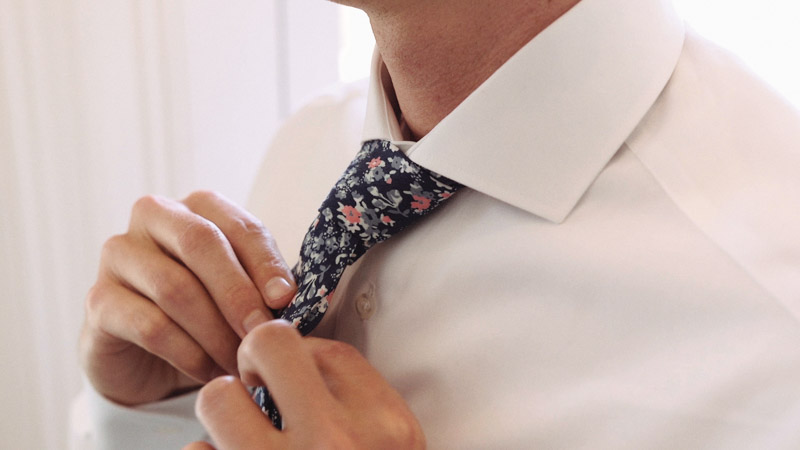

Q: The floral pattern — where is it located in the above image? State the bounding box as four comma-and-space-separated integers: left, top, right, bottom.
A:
283, 139, 462, 335
254, 139, 463, 426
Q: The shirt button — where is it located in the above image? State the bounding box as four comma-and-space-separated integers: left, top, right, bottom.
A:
355, 285, 376, 320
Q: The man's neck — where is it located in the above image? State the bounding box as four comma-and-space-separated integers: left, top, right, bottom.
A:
360, 0, 581, 139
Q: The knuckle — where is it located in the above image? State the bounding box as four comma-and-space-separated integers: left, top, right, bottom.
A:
357, 403, 424, 449
383, 411, 425, 449
314, 339, 360, 363
220, 282, 258, 307
239, 321, 294, 359
230, 214, 269, 241
238, 328, 268, 361
131, 311, 172, 352
184, 442, 214, 450
236, 337, 257, 364
152, 272, 195, 310
181, 352, 215, 380
176, 219, 224, 258
196, 376, 237, 417
198, 376, 235, 402
99, 234, 127, 263
183, 189, 220, 207
311, 424, 356, 450
263, 252, 289, 273
84, 283, 110, 325
131, 194, 165, 217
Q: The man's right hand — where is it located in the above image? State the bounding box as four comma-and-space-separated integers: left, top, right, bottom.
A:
79, 191, 297, 406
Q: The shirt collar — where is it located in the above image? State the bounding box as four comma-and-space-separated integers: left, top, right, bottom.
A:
363, 0, 685, 223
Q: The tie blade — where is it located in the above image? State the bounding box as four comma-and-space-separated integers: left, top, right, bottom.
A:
252, 386, 282, 429
253, 139, 463, 419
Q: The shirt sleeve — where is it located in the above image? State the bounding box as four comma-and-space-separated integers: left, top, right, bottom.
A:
71, 380, 209, 450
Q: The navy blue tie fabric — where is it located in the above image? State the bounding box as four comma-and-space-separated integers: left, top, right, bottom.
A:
253, 139, 462, 428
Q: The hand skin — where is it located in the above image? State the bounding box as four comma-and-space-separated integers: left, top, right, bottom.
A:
184, 320, 426, 450
79, 190, 297, 406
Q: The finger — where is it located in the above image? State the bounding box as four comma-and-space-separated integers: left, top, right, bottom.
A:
183, 190, 297, 309
195, 376, 283, 449
304, 337, 426, 449
182, 442, 215, 450
129, 195, 271, 337
237, 320, 338, 428
305, 337, 401, 408
102, 234, 241, 376
88, 280, 224, 384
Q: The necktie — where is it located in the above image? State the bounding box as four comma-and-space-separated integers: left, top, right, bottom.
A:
253, 139, 462, 428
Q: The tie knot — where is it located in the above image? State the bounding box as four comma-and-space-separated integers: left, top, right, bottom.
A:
317, 140, 461, 251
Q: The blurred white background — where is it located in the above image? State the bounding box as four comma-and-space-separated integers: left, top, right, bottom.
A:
0, 1, 797, 448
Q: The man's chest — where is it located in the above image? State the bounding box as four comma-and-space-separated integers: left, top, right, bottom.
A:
313, 148, 800, 448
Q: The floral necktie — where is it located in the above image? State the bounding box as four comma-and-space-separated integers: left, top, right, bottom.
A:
253, 139, 462, 428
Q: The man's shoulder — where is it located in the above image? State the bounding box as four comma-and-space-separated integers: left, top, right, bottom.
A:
627, 28, 800, 186
626, 29, 800, 303
280, 79, 370, 143
637, 29, 800, 146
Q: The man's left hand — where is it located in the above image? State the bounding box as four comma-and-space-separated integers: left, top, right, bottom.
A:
183, 320, 425, 449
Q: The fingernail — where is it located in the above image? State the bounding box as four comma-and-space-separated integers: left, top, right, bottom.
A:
264, 276, 293, 303
243, 309, 269, 334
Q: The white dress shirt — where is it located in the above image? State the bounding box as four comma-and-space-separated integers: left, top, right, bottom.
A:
76, 0, 800, 448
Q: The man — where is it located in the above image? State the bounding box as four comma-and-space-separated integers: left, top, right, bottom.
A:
79, 0, 800, 448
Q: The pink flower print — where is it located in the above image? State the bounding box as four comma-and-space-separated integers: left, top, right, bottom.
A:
381, 215, 394, 225
439, 192, 452, 199
411, 195, 431, 211
317, 286, 328, 297
368, 157, 382, 169
386, 177, 392, 184
341, 205, 362, 224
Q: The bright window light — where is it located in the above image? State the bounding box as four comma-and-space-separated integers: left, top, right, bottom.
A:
338, 7, 374, 82
672, 0, 800, 107
338, 2, 800, 106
